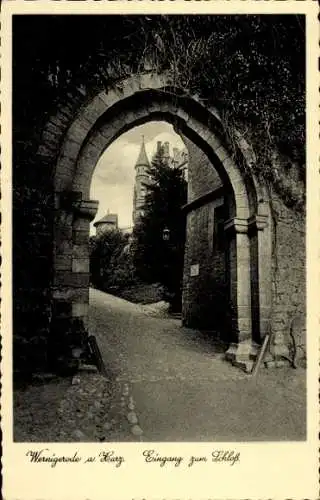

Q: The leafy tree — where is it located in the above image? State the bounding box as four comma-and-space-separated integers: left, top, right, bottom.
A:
90, 229, 135, 291
132, 146, 187, 311
14, 15, 305, 207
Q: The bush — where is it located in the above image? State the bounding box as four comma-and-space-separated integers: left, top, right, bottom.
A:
90, 229, 137, 292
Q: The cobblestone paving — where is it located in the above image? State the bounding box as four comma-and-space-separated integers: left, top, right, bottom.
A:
14, 373, 134, 442
14, 377, 72, 442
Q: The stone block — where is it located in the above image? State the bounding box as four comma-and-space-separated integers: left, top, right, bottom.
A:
72, 180, 93, 202
176, 108, 190, 124
81, 97, 105, 123
62, 138, 83, 159
99, 89, 120, 108
42, 128, 60, 146
97, 126, 113, 144
49, 111, 71, 129
237, 318, 252, 342
73, 244, 89, 259
72, 302, 89, 318
59, 100, 77, 117
79, 364, 98, 374
52, 300, 73, 318
270, 338, 290, 359
44, 120, 62, 136
53, 271, 89, 288
53, 287, 89, 303
54, 255, 73, 271
55, 156, 75, 181
87, 133, 107, 154
120, 77, 140, 97
37, 143, 56, 158
73, 230, 88, 245
72, 258, 90, 273
73, 218, 90, 232
54, 240, 73, 256
66, 119, 91, 145
225, 341, 256, 372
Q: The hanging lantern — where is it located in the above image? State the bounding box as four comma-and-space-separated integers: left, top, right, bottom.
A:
162, 227, 170, 241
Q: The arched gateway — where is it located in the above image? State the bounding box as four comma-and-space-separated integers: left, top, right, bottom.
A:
47, 73, 272, 370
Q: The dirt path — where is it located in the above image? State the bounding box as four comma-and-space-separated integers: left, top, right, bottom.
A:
89, 288, 306, 442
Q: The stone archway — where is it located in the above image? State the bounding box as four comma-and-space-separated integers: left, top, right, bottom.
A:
49, 73, 272, 369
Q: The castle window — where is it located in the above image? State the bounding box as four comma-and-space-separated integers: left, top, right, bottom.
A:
214, 204, 225, 252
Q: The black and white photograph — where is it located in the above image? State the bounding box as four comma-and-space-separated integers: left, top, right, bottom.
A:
2, 2, 319, 499
11, 12, 308, 441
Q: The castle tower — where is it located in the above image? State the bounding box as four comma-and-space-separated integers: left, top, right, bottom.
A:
133, 136, 150, 225
163, 141, 170, 164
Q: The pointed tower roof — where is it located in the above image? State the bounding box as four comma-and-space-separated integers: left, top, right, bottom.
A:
135, 136, 150, 169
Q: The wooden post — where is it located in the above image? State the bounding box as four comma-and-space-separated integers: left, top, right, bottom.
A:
251, 334, 270, 376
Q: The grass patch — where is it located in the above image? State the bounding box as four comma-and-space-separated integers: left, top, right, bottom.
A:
108, 282, 164, 305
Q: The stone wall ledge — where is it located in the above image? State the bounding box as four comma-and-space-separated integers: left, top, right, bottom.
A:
181, 187, 224, 214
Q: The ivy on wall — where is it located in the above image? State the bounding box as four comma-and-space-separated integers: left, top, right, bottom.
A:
12, 15, 306, 373
14, 15, 305, 203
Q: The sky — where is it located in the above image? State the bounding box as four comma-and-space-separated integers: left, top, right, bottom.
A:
90, 121, 185, 234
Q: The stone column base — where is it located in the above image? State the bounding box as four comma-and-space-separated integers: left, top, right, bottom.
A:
225, 335, 292, 372
225, 341, 260, 373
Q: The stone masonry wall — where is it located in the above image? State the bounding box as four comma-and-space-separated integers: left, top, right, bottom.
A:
269, 190, 306, 366
184, 137, 223, 202
13, 48, 94, 375
182, 138, 229, 337
181, 137, 306, 363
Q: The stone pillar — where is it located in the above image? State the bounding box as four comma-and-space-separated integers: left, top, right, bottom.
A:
52, 192, 75, 325
71, 200, 99, 329
51, 192, 98, 371
224, 217, 255, 372
248, 213, 272, 344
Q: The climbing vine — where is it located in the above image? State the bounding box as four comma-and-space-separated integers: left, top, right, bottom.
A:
14, 15, 305, 206
12, 15, 306, 373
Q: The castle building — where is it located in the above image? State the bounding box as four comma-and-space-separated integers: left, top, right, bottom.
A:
132, 136, 152, 225
172, 147, 189, 181
93, 212, 118, 236
156, 140, 188, 179
132, 137, 189, 226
